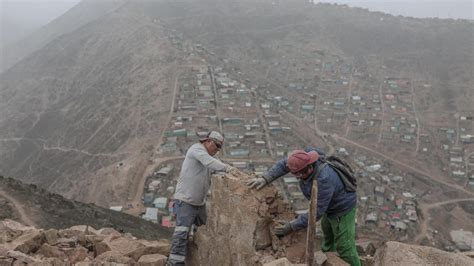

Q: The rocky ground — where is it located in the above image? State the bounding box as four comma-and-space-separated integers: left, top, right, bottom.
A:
0, 219, 170, 265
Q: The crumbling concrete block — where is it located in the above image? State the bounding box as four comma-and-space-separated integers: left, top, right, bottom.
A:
373, 241, 473, 266
314, 251, 328, 265
263, 257, 292, 266
43, 229, 59, 245
356, 241, 376, 256
36, 243, 67, 260
323, 252, 349, 266
7, 250, 40, 263
137, 253, 167, 266
125, 239, 170, 261
12, 230, 45, 254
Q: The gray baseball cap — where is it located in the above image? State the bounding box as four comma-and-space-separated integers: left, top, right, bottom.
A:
200, 130, 224, 145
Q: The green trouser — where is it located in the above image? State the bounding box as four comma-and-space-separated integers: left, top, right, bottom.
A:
321, 207, 360, 266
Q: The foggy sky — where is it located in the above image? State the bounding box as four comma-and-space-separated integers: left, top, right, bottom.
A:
0, 0, 80, 46
320, 0, 473, 20
1, 0, 80, 29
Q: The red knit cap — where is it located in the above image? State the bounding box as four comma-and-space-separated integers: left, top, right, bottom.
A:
287, 150, 319, 174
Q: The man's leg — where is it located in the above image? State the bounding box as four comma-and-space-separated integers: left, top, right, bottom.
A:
321, 214, 336, 252
333, 207, 361, 266
188, 205, 206, 242
168, 201, 198, 265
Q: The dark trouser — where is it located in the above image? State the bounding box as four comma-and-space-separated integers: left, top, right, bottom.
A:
168, 200, 207, 266
321, 207, 361, 266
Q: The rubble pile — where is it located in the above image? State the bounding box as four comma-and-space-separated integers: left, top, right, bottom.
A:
0, 219, 170, 265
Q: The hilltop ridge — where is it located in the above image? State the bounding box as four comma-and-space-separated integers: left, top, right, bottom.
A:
0, 175, 172, 240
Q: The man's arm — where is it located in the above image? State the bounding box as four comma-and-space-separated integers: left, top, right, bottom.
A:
192, 146, 229, 172
263, 157, 290, 183
290, 212, 309, 231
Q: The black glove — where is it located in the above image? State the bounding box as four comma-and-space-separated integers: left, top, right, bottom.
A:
274, 220, 293, 237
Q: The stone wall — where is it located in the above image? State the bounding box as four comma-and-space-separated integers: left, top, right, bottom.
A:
187, 172, 307, 265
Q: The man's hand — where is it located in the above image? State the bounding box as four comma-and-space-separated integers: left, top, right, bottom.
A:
226, 166, 240, 175
274, 220, 293, 237
245, 176, 267, 190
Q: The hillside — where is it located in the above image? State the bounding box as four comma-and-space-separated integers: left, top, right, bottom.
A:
0, 175, 172, 240
0, 3, 184, 206
145, 0, 472, 107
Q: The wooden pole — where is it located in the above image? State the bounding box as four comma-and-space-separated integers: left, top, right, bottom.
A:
306, 177, 318, 266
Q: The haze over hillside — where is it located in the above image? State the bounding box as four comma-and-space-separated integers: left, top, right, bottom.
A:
0, 0, 80, 47
321, 0, 474, 20
0, 0, 127, 72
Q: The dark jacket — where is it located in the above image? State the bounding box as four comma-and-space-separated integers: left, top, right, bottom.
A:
264, 147, 357, 231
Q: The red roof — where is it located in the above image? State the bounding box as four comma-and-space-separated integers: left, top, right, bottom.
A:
391, 213, 401, 219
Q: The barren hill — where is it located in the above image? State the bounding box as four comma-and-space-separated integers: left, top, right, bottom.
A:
0, 175, 172, 240
146, 0, 473, 107
0, 2, 187, 206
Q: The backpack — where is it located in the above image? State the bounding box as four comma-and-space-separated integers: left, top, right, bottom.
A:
314, 155, 357, 192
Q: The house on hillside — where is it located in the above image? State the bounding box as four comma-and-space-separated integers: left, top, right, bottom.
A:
153, 197, 168, 209
143, 207, 159, 223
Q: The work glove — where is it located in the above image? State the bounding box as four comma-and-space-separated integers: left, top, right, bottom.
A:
246, 176, 268, 190
274, 220, 293, 237
226, 166, 240, 175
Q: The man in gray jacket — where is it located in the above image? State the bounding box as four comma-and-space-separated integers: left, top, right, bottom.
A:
168, 131, 237, 265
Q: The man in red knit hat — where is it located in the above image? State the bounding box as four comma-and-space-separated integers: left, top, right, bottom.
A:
247, 148, 360, 266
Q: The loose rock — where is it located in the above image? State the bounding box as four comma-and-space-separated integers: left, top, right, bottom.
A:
373, 241, 473, 266
137, 253, 167, 266
7, 250, 40, 263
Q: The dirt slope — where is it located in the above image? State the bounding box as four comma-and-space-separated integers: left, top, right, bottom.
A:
0, 4, 182, 206
0, 175, 172, 240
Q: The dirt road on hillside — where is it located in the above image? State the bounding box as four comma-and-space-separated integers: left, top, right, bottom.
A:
0, 189, 37, 227
415, 198, 474, 243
